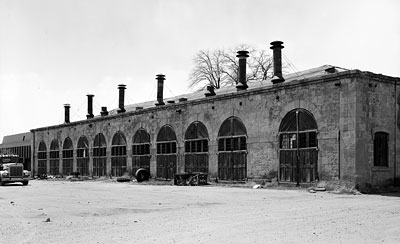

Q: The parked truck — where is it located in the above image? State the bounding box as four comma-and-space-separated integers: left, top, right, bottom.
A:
0, 154, 30, 186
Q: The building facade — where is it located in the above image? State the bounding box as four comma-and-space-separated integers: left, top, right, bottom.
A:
29, 42, 400, 190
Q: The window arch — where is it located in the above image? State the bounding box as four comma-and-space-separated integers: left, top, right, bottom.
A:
37, 141, 47, 175
132, 128, 150, 155
156, 125, 177, 154
111, 131, 127, 176
77, 136, 89, 176
185, 121, 209, 153
217, 117, 247, 181
93, 133, 107, 177
374, 132, 389, 167
132, 128, 151, 174
218, 117, 247, 152
49, 139, 60, 175
38, 141, 47, 159
279, 109, 317, 149
62, 137, 73, 176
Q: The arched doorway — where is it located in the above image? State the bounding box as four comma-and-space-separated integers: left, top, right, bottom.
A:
77, 136, 89, 176
156, 125, 177, 179
217, 117, 247, 181
93, 133, 107, 177
49, 139, 60, 175
111, 131, 127, 177
37, 141, 47, 175
278, 108, 318, 184
132, 128, 151, 174
62, 137, 73, 176
184, 121, 209, 173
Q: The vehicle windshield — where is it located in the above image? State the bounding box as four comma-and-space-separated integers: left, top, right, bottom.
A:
0, 156, 20, 165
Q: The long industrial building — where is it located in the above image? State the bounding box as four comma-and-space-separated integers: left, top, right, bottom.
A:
19, 41, 400, 190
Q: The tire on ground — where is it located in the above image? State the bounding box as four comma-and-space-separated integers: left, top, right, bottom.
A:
135, 168, 150, 182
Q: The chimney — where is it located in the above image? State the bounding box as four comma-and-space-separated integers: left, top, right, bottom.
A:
64, 104, 70, 123
117, 84, 126, 114
155, 74, 165, 106
100, 107, 108, 116
270, 41, 285, 84
86, 94, 94, 119
205, 85, 216, 97
236, 51, 249, 91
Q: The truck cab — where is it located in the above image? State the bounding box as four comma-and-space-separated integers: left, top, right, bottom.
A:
0, 154, 30, 186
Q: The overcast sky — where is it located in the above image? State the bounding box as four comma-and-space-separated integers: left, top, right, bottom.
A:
0, 0, 399, 141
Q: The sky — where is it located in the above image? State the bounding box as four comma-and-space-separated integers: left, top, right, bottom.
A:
1, 0, 399, 141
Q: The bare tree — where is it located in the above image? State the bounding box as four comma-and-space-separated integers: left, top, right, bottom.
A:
188, 45, 274, 91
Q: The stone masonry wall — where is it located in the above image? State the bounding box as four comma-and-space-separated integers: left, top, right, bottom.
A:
32, 73, 353, 183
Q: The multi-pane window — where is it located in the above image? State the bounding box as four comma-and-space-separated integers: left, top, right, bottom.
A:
111, 131, 127, 177
185, 140, 208, 153
132, 128, 151, 174
49, 139, 60, 175
38, 141, 47, 159
218, 136, 246, 151
49, 140, 59, 159
62, 137, 73, 175
37, 141, 47, 175
93, 133, 107, 177
280, 131, 317, 149
156, 142, 177, 154
62, 138, 73, 158
77, 136, 89, 176
156, 125, 177, 179
132, 144, 150, 155
374, 132, 389, 167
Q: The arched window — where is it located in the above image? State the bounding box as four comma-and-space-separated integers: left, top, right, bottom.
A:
217, 117, 247, 180
93, 133, 107, 177
156, 125, 177, 179
49, 139, 60, 175
111, 131, 127, 177
132, 128, 151, 174
278, 108, 318, 183
374, 132, 389, 167
62, 137, 73, 176
184, 122, 209, 173
37, 141, 47, 175
77, 136, 89, 176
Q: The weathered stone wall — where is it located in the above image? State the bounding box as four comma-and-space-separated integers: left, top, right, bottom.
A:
31, 71, 399, 187
355, 74, 399, 189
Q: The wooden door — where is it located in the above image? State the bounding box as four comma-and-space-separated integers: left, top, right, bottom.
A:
156, 154, 176, 179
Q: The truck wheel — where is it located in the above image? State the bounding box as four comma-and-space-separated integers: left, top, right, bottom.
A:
22, 181, 29, 186
0, 180, 5, 186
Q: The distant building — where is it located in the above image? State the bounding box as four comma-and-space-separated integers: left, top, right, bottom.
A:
26, 41, 399, 191
0, 132, 32, 170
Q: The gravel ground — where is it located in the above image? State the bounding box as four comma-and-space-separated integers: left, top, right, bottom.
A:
1, 179, 400, 244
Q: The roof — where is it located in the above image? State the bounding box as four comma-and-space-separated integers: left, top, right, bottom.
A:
0, 132, 32, 148
109, 65, 349, 115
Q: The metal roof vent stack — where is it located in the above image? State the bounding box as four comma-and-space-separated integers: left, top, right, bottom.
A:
100, 107, 108, 116
155, 74, 165, 106
205, 85, 216, 97
64, 104, 70, 123
86, 94, 94, 119
270, 41, 285, 84
236, 51, 249, 91
117, 84, 126, 114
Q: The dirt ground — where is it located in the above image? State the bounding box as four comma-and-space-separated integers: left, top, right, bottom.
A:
1, 180, 399, 244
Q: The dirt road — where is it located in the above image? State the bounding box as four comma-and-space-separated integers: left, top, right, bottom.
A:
1, 180, 399, 244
